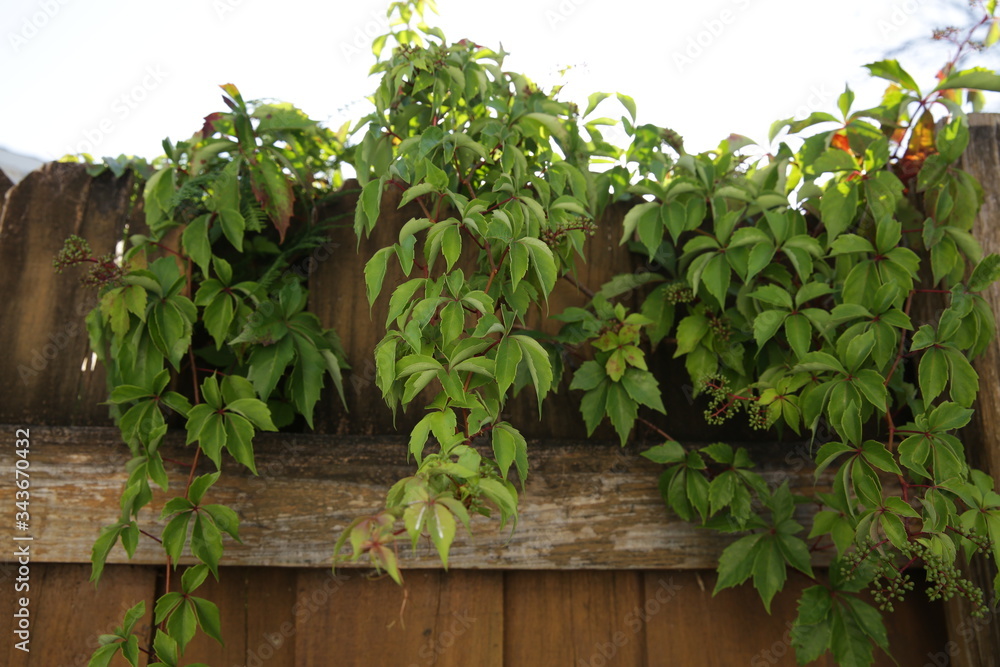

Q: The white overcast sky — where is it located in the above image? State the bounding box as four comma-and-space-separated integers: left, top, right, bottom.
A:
1, 0, 997, 164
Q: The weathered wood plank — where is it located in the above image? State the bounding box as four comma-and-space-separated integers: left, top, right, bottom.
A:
0, 563, 156, 667
0, 425, 837, 570
503, 570, 646, 666
0, 169, 13, 206
0, 162, 139, 427
241, 567, 299, 667
942, 113, 1000, 667
294, 569, 503, 666
641, 570, 947, 667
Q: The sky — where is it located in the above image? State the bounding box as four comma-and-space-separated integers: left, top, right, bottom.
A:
1, 0, 997, 165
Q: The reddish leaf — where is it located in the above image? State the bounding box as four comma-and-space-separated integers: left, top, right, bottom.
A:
831, 132, 852, 154
201, 112, 224, 138
897, 112, 936, 184
249, 152, 295, 243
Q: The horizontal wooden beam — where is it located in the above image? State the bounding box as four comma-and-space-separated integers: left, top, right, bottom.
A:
0, 425, 836, 570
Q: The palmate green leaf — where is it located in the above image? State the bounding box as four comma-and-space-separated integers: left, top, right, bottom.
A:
519, 237, 558, 299
708, 470, 736, 514
203, 292, 235, 350
935, 67, 1000, 93
191, 515, 224, 577
820, 180, 859, 240
865, 59, 921, 93
428, 502, 458, 568
224, 413, 258, 474
642, 440, 685, 464
674, 313, 709, 357
495, 337, 522, 397
620, 368, 666, 413
580, 379, 609, 436
753, 309, 787, 349
226, 398, 277, 431
191, 596, 224, 645
247, 336, 295, 400
187, 472, 219, 506
492, 423, 528, 482
181, 564, 210, 594
714, 532, 764, 594
512, 335, 552, 413
701, 253, 730, 305
161, 512, 191, 563
791, 586, 834, 664
166, 598, 198, 655
751, 536, 787, 613
289, 333, 326, 428
90, 523, 124, 584
830, 603, 875, 667
969, 253, 1000, 292
945, 347, 979, 407
605, 381, 638, 445
87, 642, 121, 667
918, 346, 948, 404
364, 246, 393, 306
218, 208, 246, 251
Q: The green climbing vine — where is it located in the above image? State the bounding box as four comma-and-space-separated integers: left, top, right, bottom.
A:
57, 1, 1000, 665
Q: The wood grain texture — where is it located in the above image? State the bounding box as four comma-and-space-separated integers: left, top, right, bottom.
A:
0, 563, 155, 667
641, 570, 948, 667
0, 425, 840, 570
0, 168, 13, 206
942, 113, 1000, 667
0, 162, 139, 427
504, 570, 647, 666
294, 569, 503, 667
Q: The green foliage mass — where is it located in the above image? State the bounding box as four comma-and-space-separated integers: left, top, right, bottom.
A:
56, 1, 1000, 665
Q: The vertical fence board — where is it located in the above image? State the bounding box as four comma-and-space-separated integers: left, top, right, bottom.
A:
0, 169, 13, 207
241, 567, 299, 667
0, 162, 137, 426
176, 567, 249, 666
0, 563, 155, 667
642, 570, 946, 667
503, 570, 646, 666
293, 569, 503, 666
942, 113, 1000, 667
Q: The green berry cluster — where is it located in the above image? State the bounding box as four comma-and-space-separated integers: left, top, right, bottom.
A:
663, 281, 694, 304
541, 217, 597, 247
708, 313, 732, 342
747, 400, 769, 431
844, 535, 990, 617
702, 374, 741, 426
52, 235, 125, 289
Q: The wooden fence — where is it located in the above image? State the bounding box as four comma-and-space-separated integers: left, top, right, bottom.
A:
3, 115, 1000, 666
